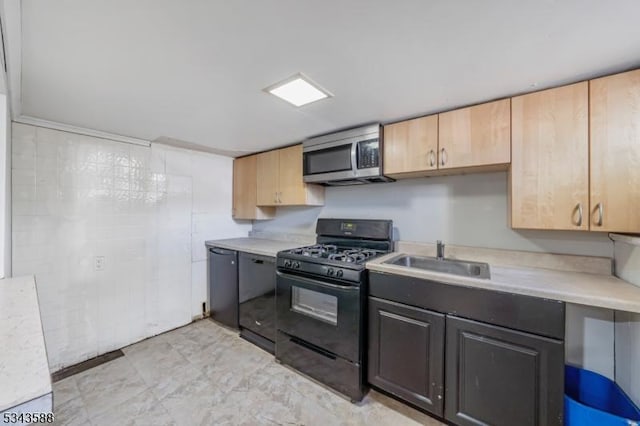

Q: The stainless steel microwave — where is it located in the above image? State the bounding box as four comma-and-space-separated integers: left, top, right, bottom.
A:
302, 124, 393, 186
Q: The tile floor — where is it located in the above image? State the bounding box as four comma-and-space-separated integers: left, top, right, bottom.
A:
51, 319, 445, 425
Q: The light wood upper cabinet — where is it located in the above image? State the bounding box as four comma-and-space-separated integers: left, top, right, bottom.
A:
278, 145, 312, 205
383, 115, 438, 176
233, 155, 275, 220
256, 144, 324, 207
256, 150, 280, 205
510, 82, 589, 230
438, 99, 511, 169
383, 99, 510, 178
590, 69, 640, 232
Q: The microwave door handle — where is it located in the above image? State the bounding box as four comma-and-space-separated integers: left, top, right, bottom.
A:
350, 141, 358, 173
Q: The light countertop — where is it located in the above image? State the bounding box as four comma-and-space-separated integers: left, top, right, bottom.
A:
0, 275, 52, 413
205, 237, 313, 257
205, 237, 640, 313
367, 253, 640, 314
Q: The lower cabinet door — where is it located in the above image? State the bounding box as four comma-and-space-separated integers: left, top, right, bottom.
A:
368, 297, 445, 416
445, 316, 564, 426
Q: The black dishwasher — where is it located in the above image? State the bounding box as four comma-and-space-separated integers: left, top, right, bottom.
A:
239, 252, 277, 353
208, 247, 238, 329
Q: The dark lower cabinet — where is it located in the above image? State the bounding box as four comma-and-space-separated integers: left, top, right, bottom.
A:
368, 297, 445, 416
445, 316, 564, 426
368, 271, 566, 426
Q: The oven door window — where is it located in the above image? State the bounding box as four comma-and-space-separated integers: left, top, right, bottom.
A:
291, 286, 338, 326
304, 144, 352, 175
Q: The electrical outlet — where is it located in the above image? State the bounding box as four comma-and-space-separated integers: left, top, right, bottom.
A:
95, 256, 105, 271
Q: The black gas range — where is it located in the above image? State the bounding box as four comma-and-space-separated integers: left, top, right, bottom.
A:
277, 244, 388, 282
275, 218, 393, 402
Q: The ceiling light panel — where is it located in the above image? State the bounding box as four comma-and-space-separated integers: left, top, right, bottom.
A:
265, 73, 332, 107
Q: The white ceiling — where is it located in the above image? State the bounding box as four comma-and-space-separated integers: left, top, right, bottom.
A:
16, 0, 640, 154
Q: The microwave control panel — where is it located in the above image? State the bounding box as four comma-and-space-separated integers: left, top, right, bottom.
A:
357, 138, 380, 169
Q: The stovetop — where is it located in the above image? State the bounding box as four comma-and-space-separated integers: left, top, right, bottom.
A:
278, 243, 391, 282
276, 219, 393, 282
284, 244, 387, 265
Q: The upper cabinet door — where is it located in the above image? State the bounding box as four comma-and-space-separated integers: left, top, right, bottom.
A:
590, 70, 640, 233
255, 144, 325, 207
233, 155, 275, 220
383, 115, 438, 176
256, 149, 280, 206
511, 83, 589, 230
278, 144, 307, 205
438, 99, 511, 169
233, 155, 253, 217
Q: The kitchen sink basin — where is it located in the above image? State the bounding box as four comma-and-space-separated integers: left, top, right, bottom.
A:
384, 255, 491, 279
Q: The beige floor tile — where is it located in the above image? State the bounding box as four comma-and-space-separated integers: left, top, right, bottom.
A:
50, 395, 89, 426
52, 376, 80, 407
50, 319, 446, 426
74, 356, 148, 418
91, 389, 175, 426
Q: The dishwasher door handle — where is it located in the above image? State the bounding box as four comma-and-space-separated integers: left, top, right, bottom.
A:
209, 248, 235, 255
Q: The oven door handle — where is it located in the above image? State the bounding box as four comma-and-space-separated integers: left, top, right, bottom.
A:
277, 270, 359, 292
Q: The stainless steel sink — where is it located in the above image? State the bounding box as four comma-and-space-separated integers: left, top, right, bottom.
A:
384, 255, 491, 279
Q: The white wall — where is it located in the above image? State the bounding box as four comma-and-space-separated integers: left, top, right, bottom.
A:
565, 305, 614, 380
614, 239, 640, 406
254, 173, 612, 257
11, 123, 249, 371
149, 143, 252, 318
0, 94, 9, 278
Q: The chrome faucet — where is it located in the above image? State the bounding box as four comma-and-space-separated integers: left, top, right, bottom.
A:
436, 240, 445, 260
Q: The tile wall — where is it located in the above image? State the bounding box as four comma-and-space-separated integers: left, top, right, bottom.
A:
11, 123, 250, 371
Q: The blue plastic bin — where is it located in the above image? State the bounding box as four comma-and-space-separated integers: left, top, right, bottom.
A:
565, 365, 640, 426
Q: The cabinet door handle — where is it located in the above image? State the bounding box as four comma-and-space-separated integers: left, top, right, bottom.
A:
278, 192, 282, 203
274, 192, 278, 203
440, 148, 447, 166
595, 202, 604, 226
429, 150, 435, 167
575, 203, 583, 227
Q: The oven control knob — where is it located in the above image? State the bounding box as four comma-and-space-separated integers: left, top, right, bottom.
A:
336, 269, 344, 278
284, 260, 291, 267
327, 268, 335, 276
293, 261, 300, 269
